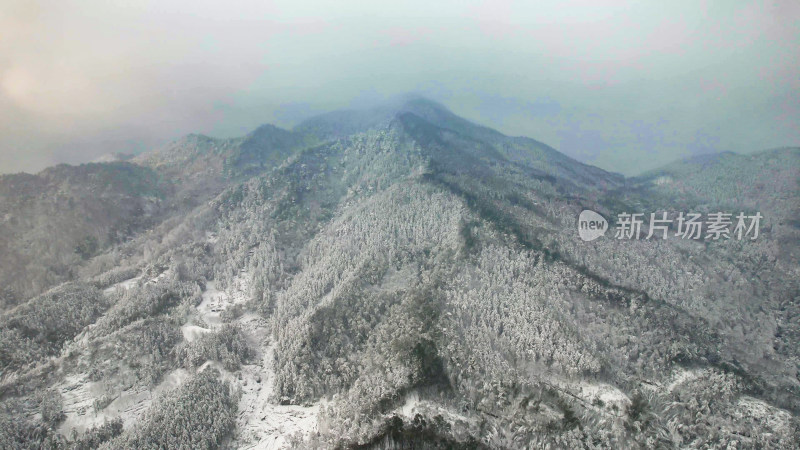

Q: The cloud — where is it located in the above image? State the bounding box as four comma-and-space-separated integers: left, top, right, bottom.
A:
1, 0, 797, 175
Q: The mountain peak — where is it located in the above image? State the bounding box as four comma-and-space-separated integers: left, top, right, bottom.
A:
394, 94, 452, 113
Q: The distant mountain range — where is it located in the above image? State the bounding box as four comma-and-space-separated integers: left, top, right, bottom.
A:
1, 97, 798, 448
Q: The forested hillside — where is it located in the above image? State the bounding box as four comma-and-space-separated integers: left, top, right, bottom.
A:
0, 163, 167, 302
1, 99, 797, 449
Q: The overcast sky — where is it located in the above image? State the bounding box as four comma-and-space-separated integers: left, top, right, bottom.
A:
1, 0, 798, 175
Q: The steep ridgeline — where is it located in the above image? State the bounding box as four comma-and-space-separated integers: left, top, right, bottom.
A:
0, 99, 797, 449
136, 122, 315, 181
295, 97, 624, 191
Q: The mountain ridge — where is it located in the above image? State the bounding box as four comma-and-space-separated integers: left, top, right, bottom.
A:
1, 99, 798, 449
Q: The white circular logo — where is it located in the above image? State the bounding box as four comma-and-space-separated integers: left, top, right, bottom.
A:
578, 209, 608, 241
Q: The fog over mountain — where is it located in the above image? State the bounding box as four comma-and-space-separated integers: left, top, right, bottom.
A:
1, 96, 798, 448
2, 0, 798, 175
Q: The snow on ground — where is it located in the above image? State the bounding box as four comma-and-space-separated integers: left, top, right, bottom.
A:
196, 278, 249, 328
400, 391, 421, 417
193, 272, 320, 449
735, 396, 793, 433
102, 276, 142, 295
234, 341, 320, 450
61, 262, 320, 447
144, 269, 170, 286
57, 368, 190, 436
576, 382, 630, 411
667, 368, 701, 392
196, 280, 228, 327
397, 390, 472, 428
181, 324, 212, 342
56, 374, 105, 435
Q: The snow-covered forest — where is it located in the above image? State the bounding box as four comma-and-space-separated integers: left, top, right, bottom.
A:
1, 99, 798, 449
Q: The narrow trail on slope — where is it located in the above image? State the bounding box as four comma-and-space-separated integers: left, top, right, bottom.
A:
193, 274, 320, 449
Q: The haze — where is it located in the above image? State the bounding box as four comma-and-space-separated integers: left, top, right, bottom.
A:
1, 0, 798, 175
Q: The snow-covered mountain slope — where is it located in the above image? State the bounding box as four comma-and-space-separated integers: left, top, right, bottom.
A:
1, 100, 798, 449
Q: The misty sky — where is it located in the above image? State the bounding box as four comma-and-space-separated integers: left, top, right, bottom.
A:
2, 0, 798, 175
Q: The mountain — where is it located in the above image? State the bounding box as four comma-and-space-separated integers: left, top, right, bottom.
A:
133, 125, 309, 193
296, 97, 624, 191
622, 147, 800, 267
631, 148, 799, 221
0, 99, 798, 449
0, 162, 167, 303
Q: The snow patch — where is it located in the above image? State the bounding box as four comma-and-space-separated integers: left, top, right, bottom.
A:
197, 281, 227, 327
63, 266, 320, 447
181, 324, 211, 343
233, 339, 320, 449
57, 369, 189, 436
667, 368, 701, 392
102, 276, 141, 295
576, 382, 630, 412
735, 396, 793, 433
196, 278, 249, 328
396, 390, 472, 427
182, 270, 320, 448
